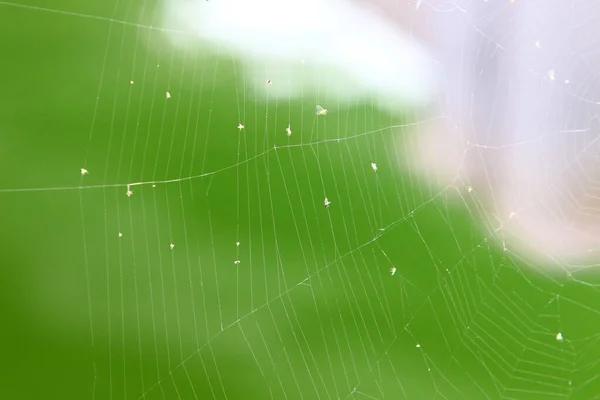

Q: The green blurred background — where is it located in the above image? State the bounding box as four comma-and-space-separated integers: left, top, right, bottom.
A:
2, 1, 600, 399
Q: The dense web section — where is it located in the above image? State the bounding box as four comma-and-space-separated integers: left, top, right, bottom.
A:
3, 0, 600, 399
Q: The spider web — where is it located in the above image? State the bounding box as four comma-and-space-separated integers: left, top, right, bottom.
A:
2, 1, 600, 399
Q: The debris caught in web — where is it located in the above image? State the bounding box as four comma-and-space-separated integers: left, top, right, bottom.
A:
286, 124, 292, 136
169, 243, 175, 250
166, 91, 171, 99
81, 168, 88, 176
371, 162, 377, 172
238, 123, 244, 130
324, 197, 331, 208
316, 105, 328, 116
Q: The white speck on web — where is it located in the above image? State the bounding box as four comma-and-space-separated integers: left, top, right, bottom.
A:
81, 168, 88, 175
390, 267, 396, 275
118, 232, 123, 238
534, 41, 541, 48
286, 124, 292, 136
316, 105, 328, 116
416, 343, 421, 348
130, 80, 134, 84
556, 332, 563, 341
371, 162, 377, 172
238, 123, 244, 130
170, 243, 175, 249
166, 91, 171, 99
324, 197, 331, 208
234, 260, 241, 265
236, 242, 240, 246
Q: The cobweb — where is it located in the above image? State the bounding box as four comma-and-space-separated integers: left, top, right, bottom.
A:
2, 0, 600, 399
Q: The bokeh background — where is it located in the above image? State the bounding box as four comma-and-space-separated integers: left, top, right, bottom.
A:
2, 1, 600, 399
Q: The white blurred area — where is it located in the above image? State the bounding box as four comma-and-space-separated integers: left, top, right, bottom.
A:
164, 0, 600, 268
162, 0, 438, 112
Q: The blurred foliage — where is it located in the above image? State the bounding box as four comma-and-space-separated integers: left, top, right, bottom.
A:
1, 1, 598, 400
